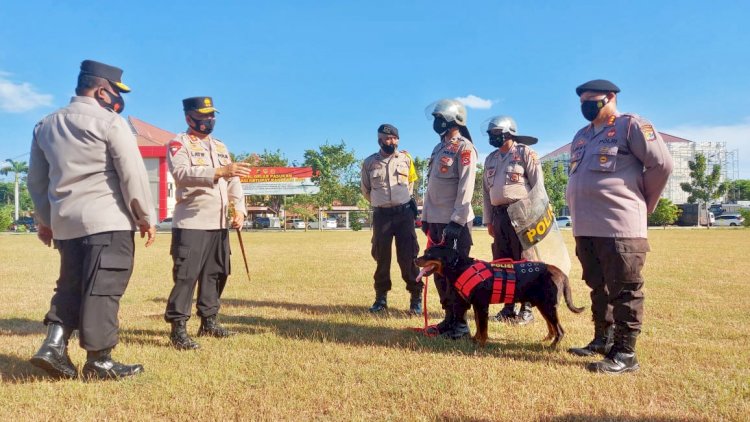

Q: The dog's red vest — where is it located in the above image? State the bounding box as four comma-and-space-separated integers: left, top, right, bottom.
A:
454, 258, 522, 304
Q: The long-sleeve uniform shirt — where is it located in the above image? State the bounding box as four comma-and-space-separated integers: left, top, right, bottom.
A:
360, 150, 417, 207
167, 133, 246, 229
565, 113, 673, 238
482, 143, 543, 226
422, 135, 477, 226
28, 96, 155, 240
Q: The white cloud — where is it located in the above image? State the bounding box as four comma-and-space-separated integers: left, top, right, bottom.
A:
663, 118, 750, 179
454, 94, 494, 110
0, 71, 54, 113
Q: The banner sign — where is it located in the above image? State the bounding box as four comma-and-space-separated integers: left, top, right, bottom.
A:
241, 167, 320, 195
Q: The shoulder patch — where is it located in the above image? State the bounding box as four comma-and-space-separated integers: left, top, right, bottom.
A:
168, 141, 183, 157
641, 124, 657, 142
461, 149, 472, 166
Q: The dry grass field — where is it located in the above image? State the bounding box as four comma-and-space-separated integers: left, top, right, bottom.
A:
0, 228, 748, 421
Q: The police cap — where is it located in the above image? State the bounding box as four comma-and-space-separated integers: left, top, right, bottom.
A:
377, 123, 399, 138
182, 96, 219, 114
79, 60, 130, 93
575, 79, 620, 96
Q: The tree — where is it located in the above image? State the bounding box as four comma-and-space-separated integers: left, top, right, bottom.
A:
680, 153, 728, 229
0, 159, 29, 225
303, 140, 361, 207
740, 209, 750, 228
472, 163, 484, 218
648, 198, 680, 228
0, 205, 12, 231
726, 179, 750, 202
542, 160, 568, 215
412, 156, 428, 205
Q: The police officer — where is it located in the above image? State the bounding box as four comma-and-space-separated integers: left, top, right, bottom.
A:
27, 60, 155, 380
482, 116, 543, 325
361, 124, 421, 314
164, 96, 250, 350
422, 99, 477, 339
566, 80, 673, 374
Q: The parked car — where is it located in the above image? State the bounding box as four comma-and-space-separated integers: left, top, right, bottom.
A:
714, 213, 745, 227
556, 216, 572, 227
253, 217, 271, 229
472, 216, 483, 227
308, 218, 337, 229
156, 217, 173, 231
287, 218, 306, 229
11, 216, 36, 232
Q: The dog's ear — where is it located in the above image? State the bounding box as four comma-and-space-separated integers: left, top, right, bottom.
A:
447, 248, 460, 268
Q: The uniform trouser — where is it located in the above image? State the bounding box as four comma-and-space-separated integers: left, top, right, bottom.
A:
423, 222, 473, 315
574, 237, 649, 332
45, 231, 135, 351
165, 229, 230, 323
371, 205, 422, 295
490, 205, 523, 261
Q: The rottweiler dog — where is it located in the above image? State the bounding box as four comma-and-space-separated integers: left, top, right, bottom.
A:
415, 244, 584, 348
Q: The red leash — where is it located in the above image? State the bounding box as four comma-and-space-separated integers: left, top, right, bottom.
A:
408, 231, 439, 336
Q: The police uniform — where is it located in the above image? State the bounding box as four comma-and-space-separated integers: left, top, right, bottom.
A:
483, 143, 542, 260
422, 134, 477, 332
483, 142, 542, 322
566, 79, 673, 373
164, 97, 247, 344
27, 60, 153, 379
361, 126, 421, 312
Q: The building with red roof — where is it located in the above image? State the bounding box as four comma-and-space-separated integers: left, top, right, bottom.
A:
129, 116, 175, 222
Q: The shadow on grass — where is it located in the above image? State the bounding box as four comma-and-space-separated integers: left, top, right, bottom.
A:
150, 297, 445, 320
222, 314, 580, 366
0, 318, 45, 336
0, 353, 47, 384
546, 414, 707, 422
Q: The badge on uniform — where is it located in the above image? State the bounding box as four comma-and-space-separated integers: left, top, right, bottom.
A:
607, 129, 616, 137
168, 141, 183, 157
439, 166, 449, 174
509, 173, 520, 182
575, 139, 585, 147
440, 156, 453, 166
461, 150, 471, 166
487, 168, 496, 178
446, 143, 459, 153
641, 124, 657, 141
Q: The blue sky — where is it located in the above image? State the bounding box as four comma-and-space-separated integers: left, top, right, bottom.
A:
2, 1, 749, 177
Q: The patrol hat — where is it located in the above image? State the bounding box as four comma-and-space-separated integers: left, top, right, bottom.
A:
79, 60, 130, 93
182, 96, 219, 114
575, 79, 620, 96
377, 123, 399, 138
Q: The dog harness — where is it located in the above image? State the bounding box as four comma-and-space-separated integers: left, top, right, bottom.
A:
455, 258, 544, 304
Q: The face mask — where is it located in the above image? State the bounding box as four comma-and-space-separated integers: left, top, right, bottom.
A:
580, 97, 608, 121
97, 88, 125, 114
380, 142, 396, 155
488, 133, 506, 148
188, 115, 216, 135
433, 116, 452, 136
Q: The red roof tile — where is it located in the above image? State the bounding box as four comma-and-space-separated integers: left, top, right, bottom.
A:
128, 116, 176, 147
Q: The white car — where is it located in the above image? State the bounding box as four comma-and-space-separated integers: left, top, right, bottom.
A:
288, 218, 306, 229
308, 218, 337, 229
156, 217, 173, 231
555, 216, 572, 227
714, 213, 745, 227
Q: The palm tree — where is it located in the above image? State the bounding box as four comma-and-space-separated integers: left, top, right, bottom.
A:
0, 159, 29, 227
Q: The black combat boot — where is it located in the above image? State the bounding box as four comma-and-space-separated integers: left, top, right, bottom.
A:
408, 290, 422, 316
514, 302, 535, 325
368, 293, 388, 313
29, 323, 77, 379
493, 303, 517, 322
587, 327, 640, 374
197, 315, 234, 337
425, 311, 454, 336
170, 320, 200, 350
446, 315, 470, 340
568, 322, 613, 357
82, 348, 144, 380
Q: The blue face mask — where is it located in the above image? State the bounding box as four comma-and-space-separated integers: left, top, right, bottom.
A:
581, 97, 609, 121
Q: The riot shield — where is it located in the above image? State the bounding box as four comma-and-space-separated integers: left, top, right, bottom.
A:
507, 183, 571, 275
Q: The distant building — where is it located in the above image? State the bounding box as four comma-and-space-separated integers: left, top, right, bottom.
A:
129, 117, 176, 222
540, 133, 737, 205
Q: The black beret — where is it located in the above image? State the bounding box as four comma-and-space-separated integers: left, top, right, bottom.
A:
79, 60, 130, 93
575, 79, 620, 96
377, 123, 399, 138
182, 96, 219, 114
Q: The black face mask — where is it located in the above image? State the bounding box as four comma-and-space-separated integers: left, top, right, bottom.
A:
488, 133, 507, 148
580, 97, 608, 121
380, 142, 396, 155
433, 116, 452, 136
188, 115, 216, 135
97, 88, 125, 114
